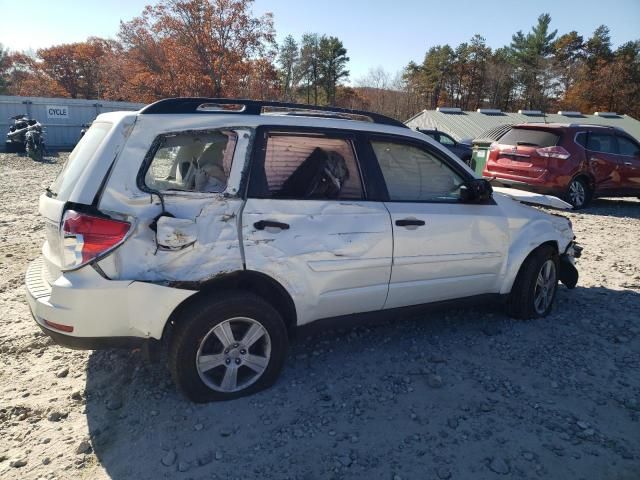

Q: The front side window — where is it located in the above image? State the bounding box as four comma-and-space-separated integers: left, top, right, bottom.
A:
250, 134, 363, 200
372, 140, 464, 202
145, 130, 237, 193
617, 136, 640, 156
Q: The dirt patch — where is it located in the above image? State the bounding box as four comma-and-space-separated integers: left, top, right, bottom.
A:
0, 151, 639, 479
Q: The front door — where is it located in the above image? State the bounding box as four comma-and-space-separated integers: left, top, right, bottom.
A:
367, 137, 508, 309
242, 128, 393, 325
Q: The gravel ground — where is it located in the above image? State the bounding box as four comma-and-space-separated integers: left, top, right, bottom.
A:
1, 151, 639, 480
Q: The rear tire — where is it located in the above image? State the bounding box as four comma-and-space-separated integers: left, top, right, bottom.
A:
566, 177, 591, 209
168, 291, 288, 402
506, 245, 559, 319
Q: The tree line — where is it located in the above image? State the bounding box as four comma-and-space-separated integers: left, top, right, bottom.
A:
396, 15, 640, 119
0, 3, 638, 120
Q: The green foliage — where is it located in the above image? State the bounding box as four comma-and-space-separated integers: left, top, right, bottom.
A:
318, 36, 349, 105
401, 13, 640, 118
277, 33, 349, 106
278, 35, 298, 101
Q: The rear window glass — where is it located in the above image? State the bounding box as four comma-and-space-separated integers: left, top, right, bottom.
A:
49, 122, 112, 200
498, 128, 560, 147
145, 130, 237, 193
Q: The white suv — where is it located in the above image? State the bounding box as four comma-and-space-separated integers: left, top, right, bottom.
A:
25, 98, 581, 402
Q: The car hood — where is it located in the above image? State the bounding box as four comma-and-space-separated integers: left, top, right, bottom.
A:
493, 187, 572, 210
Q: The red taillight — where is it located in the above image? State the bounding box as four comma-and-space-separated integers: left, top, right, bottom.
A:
536, 146, 570, 160
61, 210, 130, 269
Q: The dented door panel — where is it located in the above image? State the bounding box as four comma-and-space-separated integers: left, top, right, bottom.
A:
242, 199, 393, 325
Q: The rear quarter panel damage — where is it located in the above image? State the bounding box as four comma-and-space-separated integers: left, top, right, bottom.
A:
97, 118, 252, 282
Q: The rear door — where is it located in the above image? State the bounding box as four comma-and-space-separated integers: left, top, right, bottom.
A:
615, 134, 640, 193
581, 131, 622, 193
241, 128, 393, 325
367, 135, 509, 309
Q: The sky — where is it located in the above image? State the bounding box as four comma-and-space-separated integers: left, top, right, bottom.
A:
1, 0, 639, 81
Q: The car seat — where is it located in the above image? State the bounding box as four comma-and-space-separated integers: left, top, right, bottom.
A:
278, 148, 350, 199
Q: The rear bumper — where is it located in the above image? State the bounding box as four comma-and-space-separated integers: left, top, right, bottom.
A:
25, 256, 196, 350
35, 322, 147, 350
484, 175, 563, 196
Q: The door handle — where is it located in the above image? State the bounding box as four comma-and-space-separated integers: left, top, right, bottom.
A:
254, 220, 290, 230
395, 218, 426, 227
624, 161, 633, 166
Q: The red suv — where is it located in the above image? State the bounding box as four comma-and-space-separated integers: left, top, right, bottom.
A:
483, 123, 640, 208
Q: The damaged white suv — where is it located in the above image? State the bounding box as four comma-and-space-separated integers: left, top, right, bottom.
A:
26, 98, 581, 402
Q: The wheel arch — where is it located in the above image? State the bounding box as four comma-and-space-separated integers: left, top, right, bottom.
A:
162, 270, 298, 344
570, 171, 595, 192
501, 238, 560, 295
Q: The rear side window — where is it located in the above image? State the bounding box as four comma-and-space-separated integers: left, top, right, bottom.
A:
249, 134, 363, 200
420, 130, 438, 140
498, 128, 560, 147
145, 130, 237, 193
585, 133, 617, 154
617, 136, 640, 156
49, 122, 112, 200
439, 134, 456, 146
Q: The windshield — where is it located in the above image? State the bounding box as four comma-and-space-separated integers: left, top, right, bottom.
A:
49, 122, 112, 200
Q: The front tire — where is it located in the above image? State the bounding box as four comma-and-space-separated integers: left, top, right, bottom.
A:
506, 245, 559, 319
168, 291, 288, 402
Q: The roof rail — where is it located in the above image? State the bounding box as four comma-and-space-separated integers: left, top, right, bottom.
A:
139, 97, 407, 128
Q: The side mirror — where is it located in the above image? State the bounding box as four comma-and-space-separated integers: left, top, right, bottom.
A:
460, 178, 493, 203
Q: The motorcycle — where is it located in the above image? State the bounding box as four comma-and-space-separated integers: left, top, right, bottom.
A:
5, 114, 45, 160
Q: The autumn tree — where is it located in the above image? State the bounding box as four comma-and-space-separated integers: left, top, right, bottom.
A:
485, 47, 516, 111
4, 52, 68, 98
551, 31, 584, 101
118, 0, 276, 101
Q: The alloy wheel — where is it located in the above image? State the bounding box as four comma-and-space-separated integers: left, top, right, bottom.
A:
195, 317, 271, 393
568, 180, 586, 208
534, 259, 557, 315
